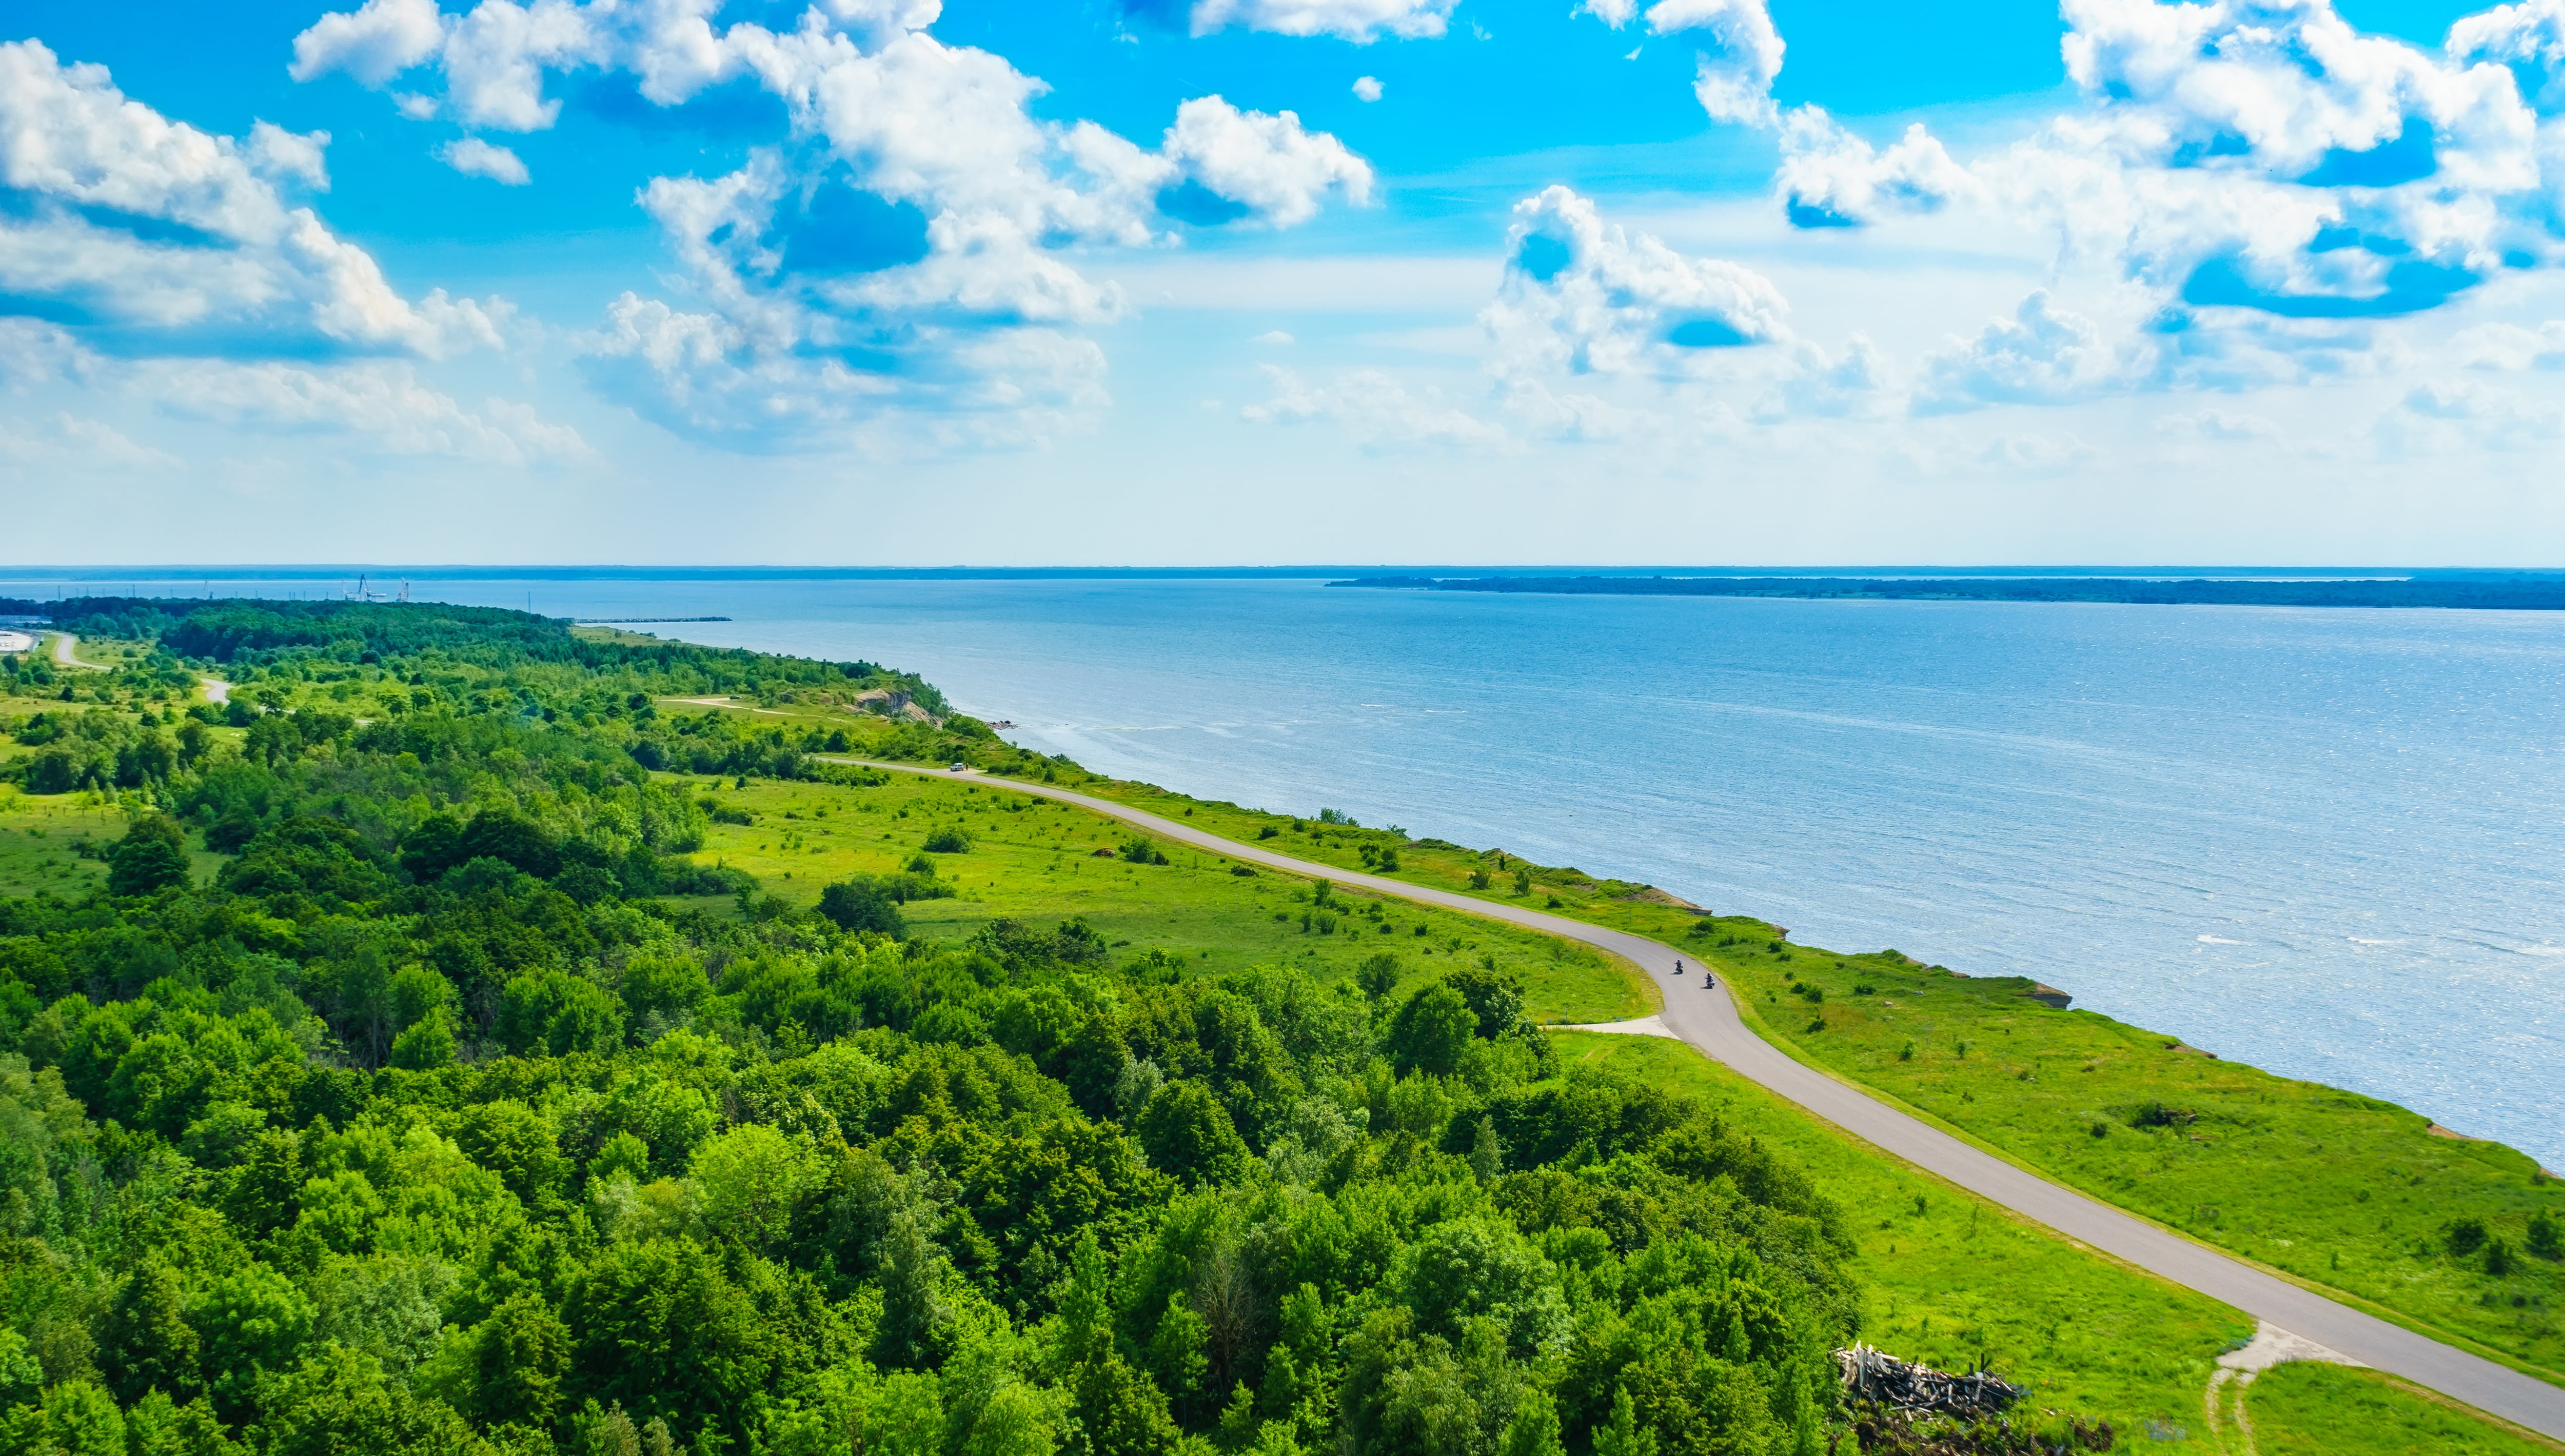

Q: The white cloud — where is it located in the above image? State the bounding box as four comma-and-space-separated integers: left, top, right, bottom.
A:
438, 136, 532, 184
1756, 335, 1893, 420
2451, 0, 2565, 114
1776, 112, 1977, 225
290, 0, 445, 87
0, 412, 180, 470
2453, 318, 2565, 367
1182, 0, 1457, 42
0, 41, 502, 357
1482, 186, 1791, 380
2156, 407, 2281, 440
1163, 97, 1373, 227
1241, 364, 1510, 450
1252, 330, 1295, 345
276, 6, 1374, 445
1979, 431, 2098, 472
2379, 375, 2564, 450
247, 122, 333, 189
0, 320, 98, 389
1352, 75, 1383, 102
1913, 291, 2140, 413
142, 359, 590, 464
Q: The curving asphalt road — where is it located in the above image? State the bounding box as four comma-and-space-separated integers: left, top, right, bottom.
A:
830, 756, 2565, 1439
50, 632, 108, 671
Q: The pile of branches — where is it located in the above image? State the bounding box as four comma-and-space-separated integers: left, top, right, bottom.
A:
1836, 1345, 2028, 1418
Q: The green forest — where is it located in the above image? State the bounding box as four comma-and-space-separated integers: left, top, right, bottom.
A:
0, 600, 1870, 1456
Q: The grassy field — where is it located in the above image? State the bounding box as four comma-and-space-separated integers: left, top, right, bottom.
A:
2245, 1362, 2561, 1454
1669, 937, 2565, 1382
676, 772, 1654, 1024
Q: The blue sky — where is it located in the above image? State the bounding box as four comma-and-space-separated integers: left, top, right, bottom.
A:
5, 0, 2564, 565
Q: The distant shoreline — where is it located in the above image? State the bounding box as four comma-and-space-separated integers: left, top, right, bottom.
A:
1330, 574, 2565, 610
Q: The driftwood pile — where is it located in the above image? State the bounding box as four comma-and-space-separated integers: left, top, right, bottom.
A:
1831, 1346, 2113, 1455
1834, 1345, 2027, 1418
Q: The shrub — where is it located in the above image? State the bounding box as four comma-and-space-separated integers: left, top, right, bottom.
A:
1256, 826, 1278, 840
1468, 869, 1491, 890
923, 827, 972, 853
818, 879, 906, 939
2529, 1210, 2562, 1261
2126, 1101, 2192, 1130
2485, 1235, 2517, 1276
1118, 836, 1167, 865
1511, 868, 1531, 896
2445, 1215, 2489, 1256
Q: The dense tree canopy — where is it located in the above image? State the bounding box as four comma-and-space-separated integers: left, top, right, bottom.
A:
0, 603, 1865, 1456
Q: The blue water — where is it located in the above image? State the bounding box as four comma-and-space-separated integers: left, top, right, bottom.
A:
14, 572, 2560, 1166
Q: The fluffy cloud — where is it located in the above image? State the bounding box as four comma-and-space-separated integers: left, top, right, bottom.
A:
1241, 365, 1509, 450
1913, 291, 2140, 413
0, 41, 501, 357
1482, 186, 1790, 379
1179, 0, 1458, 42
289, 0, 445, 88
1352, 75, 1383, 102
438, 136, 531, 184
1775, 113, 1977, 226
1162, 97, 1372, 227
288, 3, 1374, 443
2450, 0, 2565, 113
1585, 0, 1784, 123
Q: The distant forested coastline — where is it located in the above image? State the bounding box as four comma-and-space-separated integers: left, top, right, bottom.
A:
1329, 575, 2565, 609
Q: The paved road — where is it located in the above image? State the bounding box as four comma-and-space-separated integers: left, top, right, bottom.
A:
831, 757, 2565, 1438
50, 633, 107, 671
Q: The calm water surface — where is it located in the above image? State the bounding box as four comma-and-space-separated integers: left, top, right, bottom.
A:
25, 574, 2560, 1165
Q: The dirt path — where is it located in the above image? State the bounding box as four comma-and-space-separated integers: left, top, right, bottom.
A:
821, 755, 2565, 1440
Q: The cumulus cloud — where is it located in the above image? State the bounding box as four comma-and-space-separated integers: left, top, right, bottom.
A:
1482, 186, 1790, 380
1913, 291, 2141, 413
1162, 96, 1373, 227
288, 3, 1375, 444
1586, 0, 1785, 123
1775, 112, 1977, 226
1241, 365, 1509, 451
290, 0, 445, 88
0, 41, 502, 358
1180, 0, 1458, 42
438, 136, 531, 184
1352, 75, 1383, 102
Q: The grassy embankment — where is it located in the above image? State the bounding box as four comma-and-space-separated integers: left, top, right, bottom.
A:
628, 696, 2559, 1450
1047, 771, 2565, 1386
